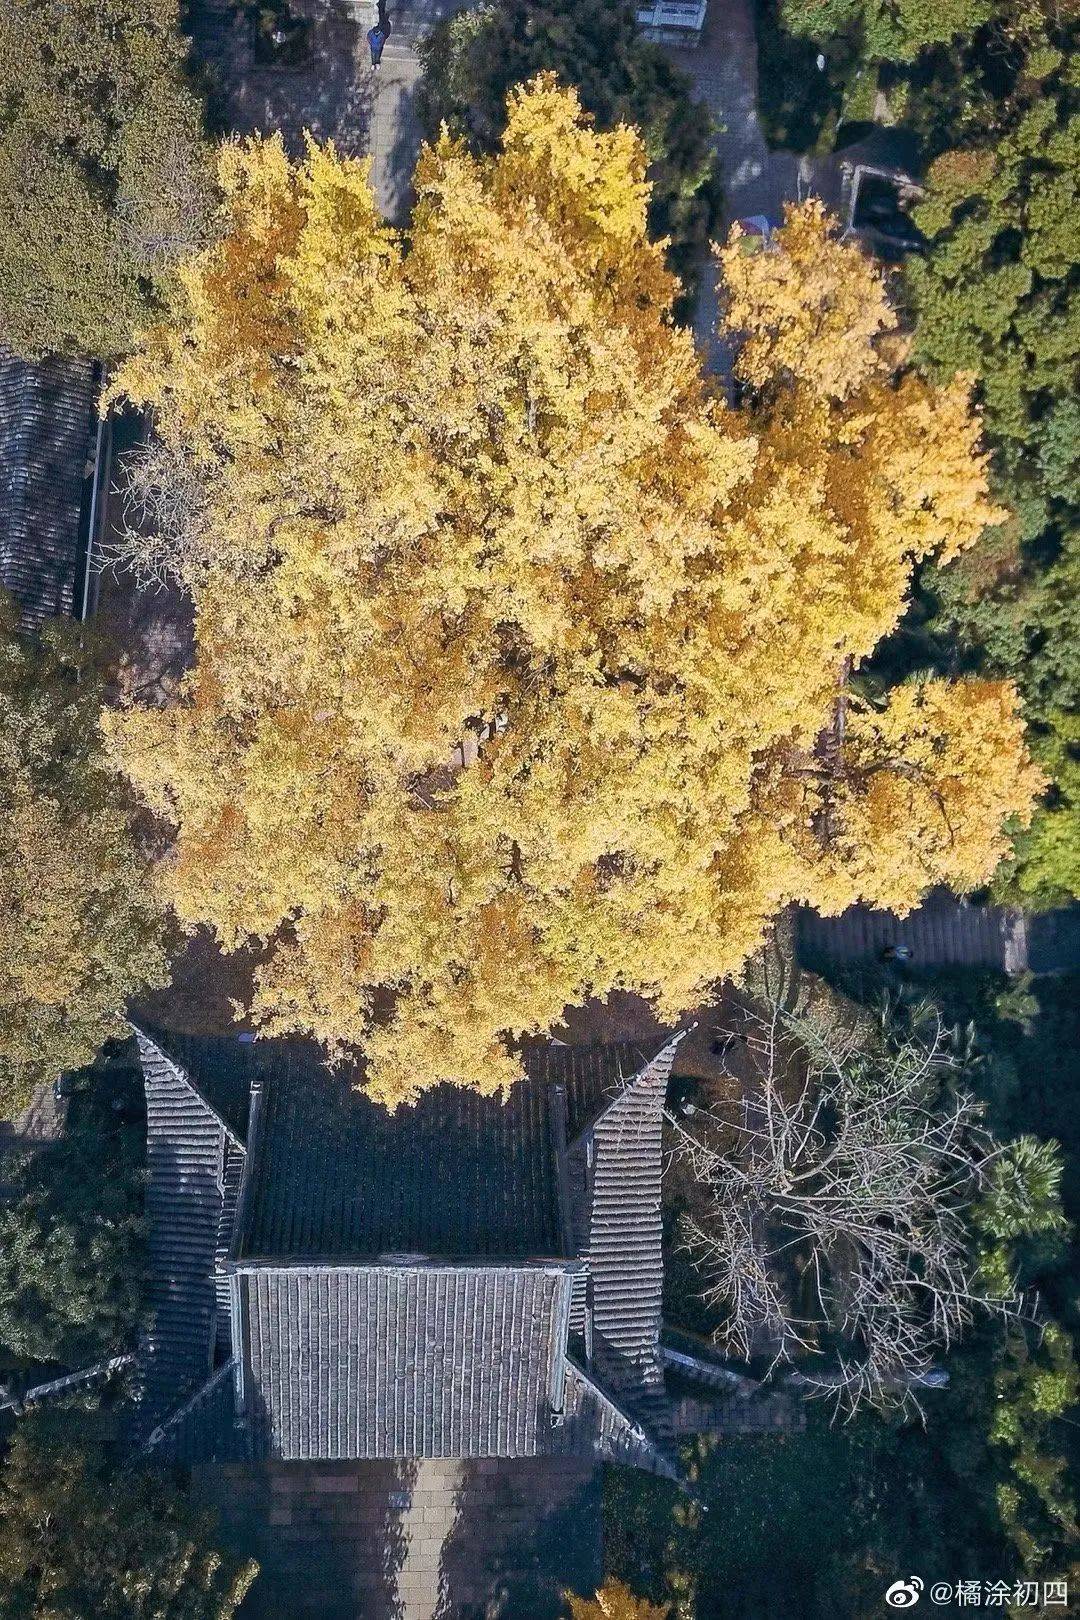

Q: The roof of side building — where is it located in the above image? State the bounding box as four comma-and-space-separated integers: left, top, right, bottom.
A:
0, 347, 98, 627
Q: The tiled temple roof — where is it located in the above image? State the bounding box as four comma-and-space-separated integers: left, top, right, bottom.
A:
240, 1264, 573, 1461
136, 1027, 684, 1479
235, 1041, 570, 1263
135, 1031, 242, 1438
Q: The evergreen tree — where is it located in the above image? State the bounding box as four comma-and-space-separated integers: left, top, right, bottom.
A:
0, 597, 168, 1118
910, 33, 1079, 903
0, 0, 213, 358
0, 1405, 257, 1618
0, 1118, 144, 1368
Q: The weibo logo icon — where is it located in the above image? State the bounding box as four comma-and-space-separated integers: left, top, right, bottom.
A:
884, 1578, 925, 1609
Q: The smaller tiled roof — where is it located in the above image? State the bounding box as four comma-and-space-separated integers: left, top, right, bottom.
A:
145, 1357, 240, 1463
581, 1037, 685, 1444
148, 1347, 681, 1478
239, 1264, 574, 1461
234, 1040, 574, 1263
0, 348, 98, 627
143, 1027, 253, 1143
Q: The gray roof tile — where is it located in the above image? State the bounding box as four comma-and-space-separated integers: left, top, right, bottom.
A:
583, 1037, 684, 1439
136, 1029, 684, 1477
240, 1265, 572, 1461
136, 1031, 236, 1435
0, 348, 97, 627
236, 1042, 570, 1262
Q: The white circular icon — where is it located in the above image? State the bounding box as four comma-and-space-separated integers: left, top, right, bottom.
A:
885, 1578, 924, 1609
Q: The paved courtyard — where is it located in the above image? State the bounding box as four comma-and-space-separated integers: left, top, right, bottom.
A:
203, 1456, 601, 1619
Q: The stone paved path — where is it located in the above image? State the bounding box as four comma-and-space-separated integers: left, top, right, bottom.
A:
190, 0, 474, 225
192, 0, 373, 158
667, 0, 811, 372
205, 1456, 600, 1619
367, 40, 425, 222
798, 892, 1080, 976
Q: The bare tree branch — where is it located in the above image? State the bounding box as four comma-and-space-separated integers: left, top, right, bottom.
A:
672, 997, 1015, 1417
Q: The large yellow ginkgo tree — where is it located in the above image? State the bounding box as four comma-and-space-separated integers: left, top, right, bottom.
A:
105, 79, 1042, 1106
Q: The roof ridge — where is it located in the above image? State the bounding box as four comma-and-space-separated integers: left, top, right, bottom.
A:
575, 1028, 688, 1144
226, 1256, 585, 1274
565, 1357, 684, 1486
143, 1358, 237, 1455
131, 1026, 247, 1152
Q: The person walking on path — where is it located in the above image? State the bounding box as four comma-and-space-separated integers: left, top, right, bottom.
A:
368, 2, 390, 69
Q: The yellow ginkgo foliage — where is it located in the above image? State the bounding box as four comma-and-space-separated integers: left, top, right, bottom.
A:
105, 80, 1038, 1107
565, 1579, 670, 1620
788, 679, 1047, 917
718, 195, 895, 401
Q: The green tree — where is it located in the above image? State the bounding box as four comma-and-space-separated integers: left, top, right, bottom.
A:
0, 0, 213, 359
417, 0, 719, 290
898, 33, 1080, 902
0, 1405, 258, 1618
1003, 717, 1080, 908
908, 44, 1079, 551
0, 1114, 144, 1368
779, 0, 994, 61
0, 596, 169, 1119
923, 523, 1080, 906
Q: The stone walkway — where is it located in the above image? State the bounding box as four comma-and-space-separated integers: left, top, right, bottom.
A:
192, 0, 373, 158
367, 40, 424, 222
798, 893, 1080, 976
205, 1456, 600, 1619
190, 0, 474, 224
668, 0, 811, 371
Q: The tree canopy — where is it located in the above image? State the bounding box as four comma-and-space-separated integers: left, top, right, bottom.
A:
908, 43, 1078, 552
417, 0, 719, 290
0, 598, 168, 1118
0, 1100, 144, 1368
906, 37, 1079, 904
0, 1405, 257, 1618
0, 0, 213, 359
780, 0, 994, 60
105, 84, 1038, 1107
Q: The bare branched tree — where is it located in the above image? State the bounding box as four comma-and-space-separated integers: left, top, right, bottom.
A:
100, 437, 212, 591
116, 126, 215, 277
670, 998, 1013, 1416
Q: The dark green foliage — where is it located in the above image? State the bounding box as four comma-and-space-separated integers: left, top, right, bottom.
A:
908, 45, 1079, 551
0, 596, 169, 1119
859, 970, 1080, 1576
0, 1404, 257, 1618
754, 0, 857, 152
920, 524, 1080, 906
0, 1057, 146, 1369
859, 23, 1080, 904
780, 0, 994, 62
605, 1410, 1013, 1619
417, 0, 720, 293
0, 0, 214, 359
